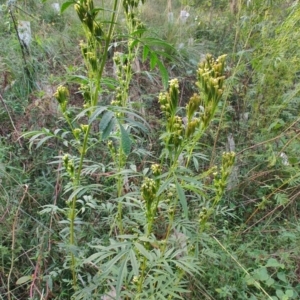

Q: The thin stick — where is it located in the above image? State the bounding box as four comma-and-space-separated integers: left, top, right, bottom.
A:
8, 7, 33, 83
213, 235, 273, 300
10, 4, 40, 21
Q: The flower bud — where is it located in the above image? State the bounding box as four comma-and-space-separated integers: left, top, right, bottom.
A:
73, 128, 81, 139
151, 164, 162, 176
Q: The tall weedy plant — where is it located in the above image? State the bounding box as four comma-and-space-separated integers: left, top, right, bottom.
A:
24, 0, 235, 298
25, 0, 146, 290
54, 0, 121, 287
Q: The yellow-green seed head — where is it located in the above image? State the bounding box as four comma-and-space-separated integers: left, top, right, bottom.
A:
73, 128, 81, 139
54, 86, 69, 112
63, 154, 69, 167
80, 124, 89, 133
151, 164, 162, 176
141, 177, 157, 206
169, 78, 179, 112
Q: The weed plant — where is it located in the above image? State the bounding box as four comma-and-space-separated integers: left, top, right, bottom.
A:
20, 0, 237, 298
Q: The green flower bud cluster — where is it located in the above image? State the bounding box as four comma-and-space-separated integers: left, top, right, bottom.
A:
151, 163, 162, 177
63, 154, 75, 179
169, 116, 184, 147
74, 0, 103, 40
197, 54, 227, 127
123, 1, 146, 40
54, 85, 69, 113
158, 92, 169, 114
111, 99, 122, 107
86, 52, 98, 72
213, 152, 235, 201
123, 0, 145, 14
140, 164, 162, 225
107, 140, 116, 156
80, 40, 100, 75
222, 151, 235, 170
110, 87, 123, 107
126, 14, 145, 36
80, 124, 89, 133
80, 41, 88, 59
114, 52, 132, 79
93, 22, 104, 40
132, 275, 139, 284
185, 118, 200, 138
164, 187, 176, 204
112, 52, 132, 109
159, 79, 187, 149
169, 78, 179, 113
158, 78, 179, 117
73, 128, 81, 140
197, 54, 226, 95
78, 83, 91, 106
107, 140, 113, 149
199, 207, 208, 224
186, 93, 201, 120
127, 12, 137, 26
133, 20, 146, 38
141, 177, 157, 213
184, 93, 201, 139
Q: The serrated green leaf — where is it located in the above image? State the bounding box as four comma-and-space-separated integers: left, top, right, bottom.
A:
142, 45, 150, 62
125, 118, 149, 134
141, 37, 174, 49
99, 111, 114, 131
99, 111, 115, 140
150, 52, 158, 70
157, 59, 169, 90
89, 106, 107, 124
119, 123, 131, 156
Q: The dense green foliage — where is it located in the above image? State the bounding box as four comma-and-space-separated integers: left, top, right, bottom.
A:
1, 0, 300, 299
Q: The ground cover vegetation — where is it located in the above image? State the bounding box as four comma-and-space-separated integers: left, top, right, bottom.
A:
0, 0, 300, 299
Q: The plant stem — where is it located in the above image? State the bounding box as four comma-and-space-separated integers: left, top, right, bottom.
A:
117, 147, 124, 234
